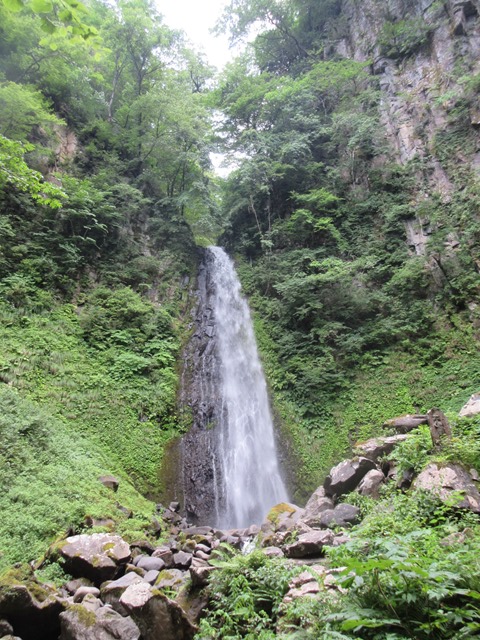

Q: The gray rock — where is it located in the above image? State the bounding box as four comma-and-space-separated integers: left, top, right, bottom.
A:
65, 579, 93, 595
155, 569, 185, 590
324, 457, 377, 498
152, 547, 174, 567
136, 556, 165, 572
98, 475, 119, 492
0, 579, 62, 640
383, 414, 428, 433
72, 586, 100, 603
0, 620, 13, 636
189, 564, 216, 588
59, 604, 140, 640
100, 572, 144, 615
319, 503, 360, 528
119, 582, 197, 640
357, 469, 385, 498
284, 530, 335, 558
143, 571, 160, 585
173, 551, 192, 569
354, 435, 409, 461
414, 463, 480, 512
262, 546, 284, 557
459, 392, 480, 418
59, 534, 130, 583
302, 486, 334, 525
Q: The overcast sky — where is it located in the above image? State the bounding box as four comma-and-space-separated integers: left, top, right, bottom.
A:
157, 0, 234, 70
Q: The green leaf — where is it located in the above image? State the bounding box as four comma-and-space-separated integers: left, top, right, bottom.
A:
3, 0, 24, 11
31, 0, 54, 13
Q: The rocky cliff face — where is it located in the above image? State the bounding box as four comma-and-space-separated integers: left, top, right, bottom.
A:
338, 0, 480, 186
178, 252, 224, 524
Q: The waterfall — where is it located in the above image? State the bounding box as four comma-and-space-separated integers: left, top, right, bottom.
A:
180, 246, 288, 529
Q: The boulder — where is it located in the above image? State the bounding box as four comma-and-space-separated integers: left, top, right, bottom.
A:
58, 534, 131, 584
324, 457, 377, 498
155, 569, 186, 591
318, 504, 360, 528
414, 463, 480, 512
119, 582, 196, 640
72, 586, 100, 603
100, 572, 144, 614
383, 414, 428, 433
173, 552, 192, 570
354, 435, 408, 461
302, 486, 334, 527
284, 530, 335, 558
357, 469, 385, 498
143, 571, 160, 585
459, 392, 480, 418
263, 503, 304, 533
0, 571, 63, 640
136, 557, 165, 572
59, 604, 140, 640
427, 408, 452, 448
98, 476, 120, 492
152, 547, 174, 567
189, 564, 216, 588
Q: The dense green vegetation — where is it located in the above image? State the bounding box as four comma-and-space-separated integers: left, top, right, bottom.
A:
1, 0, 480, 636
214, 0, 480, 496
198, 420, 480, 639
0, 0, 215, 569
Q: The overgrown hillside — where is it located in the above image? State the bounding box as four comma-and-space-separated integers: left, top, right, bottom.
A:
215, 0, 480, 498
0, 0, 218, 570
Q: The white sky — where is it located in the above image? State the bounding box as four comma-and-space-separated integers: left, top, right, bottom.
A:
157, 0, 234, 70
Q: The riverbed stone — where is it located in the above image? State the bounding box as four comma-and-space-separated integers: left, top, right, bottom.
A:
155, 569, 186, 591
324, 457, 377, 498
318, 503, 360, 528
58, 534, 130, 583
72, 586, 100, 603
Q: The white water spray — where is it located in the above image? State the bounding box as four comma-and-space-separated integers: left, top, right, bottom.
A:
209, 246, 288, 528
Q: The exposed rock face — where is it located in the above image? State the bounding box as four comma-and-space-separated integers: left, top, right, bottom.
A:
58, 534, 131, 583
414, 463, 480, 512
324, 457, 377, 498
179, 252, 223, 524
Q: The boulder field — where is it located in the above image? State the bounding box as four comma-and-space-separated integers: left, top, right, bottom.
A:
1, 405, 479, 639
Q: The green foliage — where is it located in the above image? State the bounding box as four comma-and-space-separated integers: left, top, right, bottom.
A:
0, 384, 156, 571
0, 135, 65, 207
197, 548, 300, 639
378, 19, 433, 59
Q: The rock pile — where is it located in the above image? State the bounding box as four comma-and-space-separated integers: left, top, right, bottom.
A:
2, 406, 479, 639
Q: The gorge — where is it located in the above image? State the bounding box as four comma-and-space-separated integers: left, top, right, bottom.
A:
1, 0, 480, 637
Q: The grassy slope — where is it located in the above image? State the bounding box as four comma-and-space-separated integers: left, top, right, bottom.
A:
0, 278, 194, 571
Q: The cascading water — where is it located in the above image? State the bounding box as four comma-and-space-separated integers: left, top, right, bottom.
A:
179, 246, 288, 529
210, 246, 288, 528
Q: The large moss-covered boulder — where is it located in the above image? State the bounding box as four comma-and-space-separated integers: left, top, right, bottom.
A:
119, 582, 196, 640
0, 566, 63, 640
58, 534, 131, 584
59, 600, 140, 640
